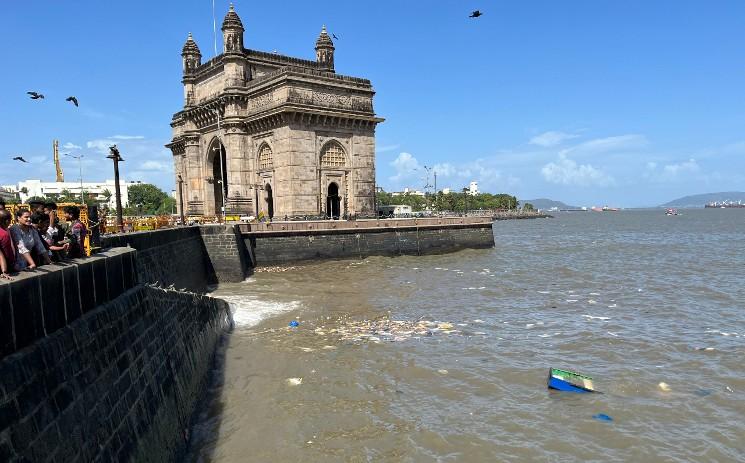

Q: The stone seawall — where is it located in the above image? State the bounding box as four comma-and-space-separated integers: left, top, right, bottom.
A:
0, 285, 232, 462
102, 227, 216, 291
1, 248, 137, 359
245, 223, 495, 265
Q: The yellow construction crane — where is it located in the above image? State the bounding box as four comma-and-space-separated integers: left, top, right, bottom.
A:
54, 139, 64, 182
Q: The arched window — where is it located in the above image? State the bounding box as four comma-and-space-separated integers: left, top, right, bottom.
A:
321, 142, 346, 168
258, 143, 273, 170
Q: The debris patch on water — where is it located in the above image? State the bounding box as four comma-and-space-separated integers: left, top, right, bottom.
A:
312, 317, 475, 343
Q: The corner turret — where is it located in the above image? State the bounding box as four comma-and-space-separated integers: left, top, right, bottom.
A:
222, 4, 244, 54
181, 32, 202, 74
315, 25, 335, 72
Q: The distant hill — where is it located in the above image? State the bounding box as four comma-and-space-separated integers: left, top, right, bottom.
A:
520, 198, 579, 210
660, 192, 745, 208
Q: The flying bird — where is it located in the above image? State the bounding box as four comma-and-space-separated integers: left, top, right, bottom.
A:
27, 91, 44, 99
12, 156, 28, 163
332, 33, 339, 40
66, 96, 79, 107
469, 10, 483, 18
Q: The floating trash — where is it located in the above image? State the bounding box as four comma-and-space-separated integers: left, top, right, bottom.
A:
592, 413, 613, 422
288, 320, 300, 328
658, 382, 671, 392
255, 266, 298, 273
437, 369, 449, 375
548, 368, 598, 393
286, 377, 303, 386
319, 317, 468, 344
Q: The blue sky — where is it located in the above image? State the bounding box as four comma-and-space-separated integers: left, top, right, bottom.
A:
1, 0, 744, 207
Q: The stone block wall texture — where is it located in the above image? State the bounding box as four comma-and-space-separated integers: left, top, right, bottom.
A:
0, 285, 232, 462
198, 225, 249, 282
0, 248, 137, 359
246, 223, 495, 265
102, 227, 216, 291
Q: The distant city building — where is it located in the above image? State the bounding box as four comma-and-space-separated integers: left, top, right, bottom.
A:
377, 204, 412, 216
391, 187, 425, 197
468, 181, 479, 196
10, 179, 137, 208
0, 186, 18, 203
168, 6, 383, 219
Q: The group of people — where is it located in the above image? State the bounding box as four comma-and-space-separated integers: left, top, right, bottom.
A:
0, 198, 88, 280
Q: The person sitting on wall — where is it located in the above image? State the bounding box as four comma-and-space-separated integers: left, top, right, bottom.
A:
31, 211, 69, 262
10, 209, 51, 270
0, 209, 15, 279
63, 205, 87, 258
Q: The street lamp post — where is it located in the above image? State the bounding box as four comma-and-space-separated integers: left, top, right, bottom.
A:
63, 153, 84, 203
107, 145, 125, 232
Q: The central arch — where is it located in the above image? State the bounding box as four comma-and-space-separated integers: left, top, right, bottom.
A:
208, 138, 228, 216
327, 182, 340, 219
265, 184, 274, 219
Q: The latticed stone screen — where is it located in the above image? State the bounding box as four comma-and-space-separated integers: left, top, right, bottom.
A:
259, 144, 273, 169
321, 143, 345, 167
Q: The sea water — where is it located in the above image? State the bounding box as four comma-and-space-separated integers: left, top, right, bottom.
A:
186, 209, 745, 462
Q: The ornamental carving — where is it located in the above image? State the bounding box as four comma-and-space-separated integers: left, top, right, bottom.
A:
249, 92, 275, 111
288, 88, 372, 112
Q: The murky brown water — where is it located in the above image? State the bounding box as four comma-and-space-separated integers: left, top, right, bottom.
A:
186, 210, 745, 462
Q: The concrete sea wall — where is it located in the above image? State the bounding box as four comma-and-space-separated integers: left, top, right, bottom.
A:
244, 222, 495, 265
102, 227, 216, 291
0, 280, 231, 462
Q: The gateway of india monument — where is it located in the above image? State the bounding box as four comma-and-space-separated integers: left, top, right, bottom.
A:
167, 5, 383, 220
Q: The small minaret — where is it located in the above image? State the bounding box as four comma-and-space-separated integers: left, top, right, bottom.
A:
181, 32, 202, 74
222, 4, 244, 54
315, 25, 335, 72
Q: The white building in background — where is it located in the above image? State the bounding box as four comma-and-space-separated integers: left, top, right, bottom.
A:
440, 188, 452, 195
0, 186, 18, 203
468, 181, 479, 196
11, 179, 140, 208
391, 187, 426, 197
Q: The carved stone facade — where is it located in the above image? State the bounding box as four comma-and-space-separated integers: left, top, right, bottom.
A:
168, 6, 383, 219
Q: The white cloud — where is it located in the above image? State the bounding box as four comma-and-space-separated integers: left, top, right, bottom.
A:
389, 152, 421, 182
62, 142, 82, 150
529, 131, 579, 147
139, 160, 171, 172
111, 135, 145, 140
541, 154, 614, 187
376, 144, 401, 153
386, 152, 520, 192
560, 134, 648, 157
663, 158, 699, 176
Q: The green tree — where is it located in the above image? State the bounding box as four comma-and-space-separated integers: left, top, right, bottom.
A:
20, 187, 28, 195
523, 202, 534, 211
126, 183, 170, 215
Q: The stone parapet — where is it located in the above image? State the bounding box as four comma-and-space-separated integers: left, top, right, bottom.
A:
0, 248, 137, 359
0, 285, 232, 462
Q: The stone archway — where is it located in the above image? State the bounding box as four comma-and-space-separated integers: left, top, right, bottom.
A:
265, 184, 274, 219
208, 139, 228, 217
327, 182, 341, 219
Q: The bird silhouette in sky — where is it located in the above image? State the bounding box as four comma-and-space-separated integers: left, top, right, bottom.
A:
66, 96, 79, 107
12, 156, 28, 163
27, 91, 44, 99
332, 33, 339, 40
469, 10, 483, 18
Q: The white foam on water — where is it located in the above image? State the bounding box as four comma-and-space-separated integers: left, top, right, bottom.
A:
582, 314, 611, 321
217, 295, 302, 328
566, 299, 578, 303
537, 291, 551, 294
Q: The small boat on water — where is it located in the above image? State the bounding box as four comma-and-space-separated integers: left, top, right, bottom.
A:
547, 368, 599, 393
665, 208, 679, 216
591, 206, 619, 212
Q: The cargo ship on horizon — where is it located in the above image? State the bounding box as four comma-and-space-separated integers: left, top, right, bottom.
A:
704, 201, 745, 208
